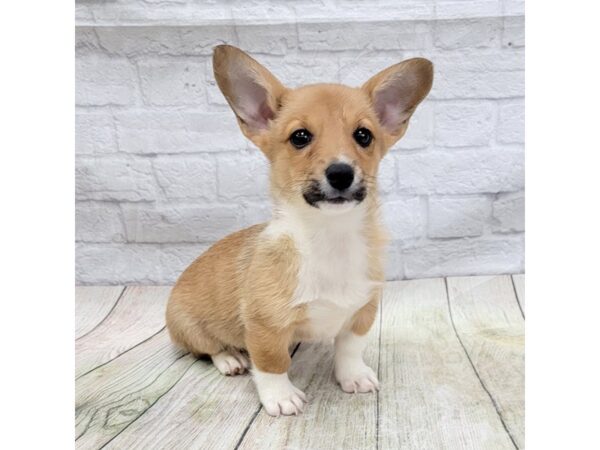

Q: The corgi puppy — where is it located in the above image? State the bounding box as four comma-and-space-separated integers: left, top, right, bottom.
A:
166, 45, 433, 417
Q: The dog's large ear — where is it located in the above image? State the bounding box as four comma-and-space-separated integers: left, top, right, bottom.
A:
362, 58, 433, 147
213, 45, 286, 147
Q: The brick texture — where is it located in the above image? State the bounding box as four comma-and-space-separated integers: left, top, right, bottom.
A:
75, 4, 525, 284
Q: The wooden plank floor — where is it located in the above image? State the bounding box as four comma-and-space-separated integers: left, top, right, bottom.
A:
75, 275, 525, 450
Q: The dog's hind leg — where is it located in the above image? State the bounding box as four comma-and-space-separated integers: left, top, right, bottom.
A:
166, 302, 249, 375
212, 348, 250, 376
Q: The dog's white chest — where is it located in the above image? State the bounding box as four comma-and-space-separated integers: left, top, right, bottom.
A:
292, 226, 374, 340
264, 206, 378, 340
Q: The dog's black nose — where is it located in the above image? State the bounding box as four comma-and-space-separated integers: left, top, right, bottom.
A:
325, 163, 354, 191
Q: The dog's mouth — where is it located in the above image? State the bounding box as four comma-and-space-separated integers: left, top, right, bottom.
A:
302, 181, 367, 208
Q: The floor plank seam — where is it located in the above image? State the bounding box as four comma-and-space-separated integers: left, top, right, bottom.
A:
76, 286, 127, 342
75, 278, 524, 449
115, 352, 192, 406
76, 326, 166, 381
233, 405, 262, 450
97, 354, 198, 450
444, 278, 520, 450
510, 276, 525, 319
76, 351, 192, 443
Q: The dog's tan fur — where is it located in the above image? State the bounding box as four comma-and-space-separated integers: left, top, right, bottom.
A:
166, 45, 432, 415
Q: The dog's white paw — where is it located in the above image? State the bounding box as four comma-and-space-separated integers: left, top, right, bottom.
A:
212, 349, 249, 376
335, 359, 379, 393
253, 370, 307, 417
262, 387, 306, 417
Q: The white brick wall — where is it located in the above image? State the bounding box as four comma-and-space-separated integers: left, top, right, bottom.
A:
75, 1, 524, 284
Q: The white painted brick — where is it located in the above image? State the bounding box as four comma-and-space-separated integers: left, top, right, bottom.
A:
428, 196, 491, 238
381, 197, 424, 240
76, 113, 118, 155
122, 204, 242, 243
384, 241, 405, 280
395, 102, 434, 150
299, 1, 434, 22
403, 234, 524, 278
75, 2, 524, 28
377, 155, 397, 195
76, 54, 137, 106
76, 1, 447, 27
206, 79, 230, 107
434, 101, 495, 147
143, 0, 188, 3
492, 191, 524, 233
342, 51, 525, 105
78, 3, 233, 26
260, 53, 340, 86
76, 157, 156, 201
74, 12, 526, 285
76, 203, 125, 243
396, 148, 524, 194
339, 55, 403, 87
436, 1, 502, 20
115, 111, 246, 154
503, 0, 525, 16
237, 24, 298, 55
217, 153, 270, 200
341, 50, 524, 97
502, 16, 525, 48
434, 18, 502, 49
76, 243, 209, 285
75, 4, 94, 23
137, 59, 206, 106
299, 21, 431, 51
96, 26, 236, 56
497, 100, 524, 144
429, 50, 524, 99
75, 28, 100, 52
432, 49, 525, 72
153, 156, 217, 200
432, 67, 524, 99
231, 2, 296, 23
240, 202, 272, 227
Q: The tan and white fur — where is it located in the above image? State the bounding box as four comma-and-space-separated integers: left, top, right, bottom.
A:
166, 45, 433, 416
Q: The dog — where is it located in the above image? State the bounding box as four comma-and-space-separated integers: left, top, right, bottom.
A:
166, 45, 433, 417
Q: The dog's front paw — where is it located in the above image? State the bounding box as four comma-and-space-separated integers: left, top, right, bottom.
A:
262, 385, 306, 417
335, 359, 379, 393
253, 370, 307, 417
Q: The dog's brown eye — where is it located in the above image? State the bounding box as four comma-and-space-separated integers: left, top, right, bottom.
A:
353, 127, 372, 148
290, 129, 312, 149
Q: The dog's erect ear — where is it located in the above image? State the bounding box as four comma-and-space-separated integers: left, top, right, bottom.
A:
213, 45, 286, 145
362, 58, 433, 146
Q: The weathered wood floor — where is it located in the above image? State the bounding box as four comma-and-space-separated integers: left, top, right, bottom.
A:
75, 275, 525, 450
